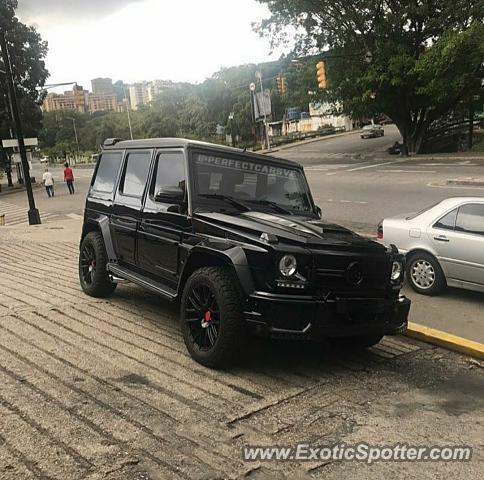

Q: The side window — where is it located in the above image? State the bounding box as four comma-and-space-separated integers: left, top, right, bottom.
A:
153, 151, 186, 195
119, 151, 152, 197
92, 152, 123, 193
434, 208, 457, 231
455, 204, 484, 236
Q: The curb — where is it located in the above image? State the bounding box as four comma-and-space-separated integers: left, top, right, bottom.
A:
412, 155, 484, 161
446, 179, 484, 187
404, 322, 484, 360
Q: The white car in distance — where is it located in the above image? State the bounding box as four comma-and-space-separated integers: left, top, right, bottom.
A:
378, 197, 484, 295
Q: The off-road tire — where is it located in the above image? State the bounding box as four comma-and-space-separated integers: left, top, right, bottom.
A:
406, 251, 446, 296
79, 231, 117, 298
328, 334, 384, 349
180, 267, 244, 368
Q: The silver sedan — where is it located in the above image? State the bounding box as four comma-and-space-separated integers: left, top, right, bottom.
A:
377, 197, 484, 295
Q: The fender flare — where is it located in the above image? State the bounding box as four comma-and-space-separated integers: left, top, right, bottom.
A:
82, 215, 117, 263
179, 244, 255, 296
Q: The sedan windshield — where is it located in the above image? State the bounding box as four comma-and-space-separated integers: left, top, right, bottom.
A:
191, 152, 312, 214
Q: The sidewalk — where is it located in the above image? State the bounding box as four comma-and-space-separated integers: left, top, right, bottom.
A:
266, 129, 362, 153
0, 180, 42, 197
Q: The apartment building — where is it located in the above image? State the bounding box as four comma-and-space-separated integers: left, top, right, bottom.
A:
42, 85, 88, 113
88, 94, 118, 113
91, 77, 115, 96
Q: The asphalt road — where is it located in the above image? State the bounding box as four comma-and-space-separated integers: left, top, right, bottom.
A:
273, 125, 484, 234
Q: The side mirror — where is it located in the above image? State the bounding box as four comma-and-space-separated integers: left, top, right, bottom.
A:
155, 186, 185, 203
315, 205, 322, 218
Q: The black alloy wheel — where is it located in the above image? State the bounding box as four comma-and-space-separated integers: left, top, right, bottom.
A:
79, 231, 117, 298
180, 267, 244, 368
185, 283, 221, 352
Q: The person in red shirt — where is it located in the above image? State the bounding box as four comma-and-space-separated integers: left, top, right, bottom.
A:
64, 162, 75, 194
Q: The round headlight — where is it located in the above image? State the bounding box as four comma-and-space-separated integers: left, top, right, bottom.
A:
279, 254, 297, 277
391, 261, 403, 282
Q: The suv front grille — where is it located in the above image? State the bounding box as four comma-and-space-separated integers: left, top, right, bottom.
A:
312, 252, 390, 295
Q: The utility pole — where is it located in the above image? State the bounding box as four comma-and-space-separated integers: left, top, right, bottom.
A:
0, 28, 41, 225
66, 116, 80, 162
255, 71, 271, 150
249, 82, 258, 149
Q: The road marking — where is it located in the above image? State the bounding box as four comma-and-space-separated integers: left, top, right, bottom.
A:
421, 161, 475, 166
347, 160, 401, 172
67, 213, 84, 220
377, 169, 437, 173
326, 172, 337, 176
0, 200, 57, 226
321, 199, 368, 205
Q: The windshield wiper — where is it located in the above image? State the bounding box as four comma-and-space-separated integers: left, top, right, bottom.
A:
246, 199, 294, 215
197, 194, 251, 212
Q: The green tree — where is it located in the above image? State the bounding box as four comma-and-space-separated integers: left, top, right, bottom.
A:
0, 0, 49, 174
257, 0, 484, 153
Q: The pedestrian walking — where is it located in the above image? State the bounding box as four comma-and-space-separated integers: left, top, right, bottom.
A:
64, 162, 75, 194
42, 168, 54, 197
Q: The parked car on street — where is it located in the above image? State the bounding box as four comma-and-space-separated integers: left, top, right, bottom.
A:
79, 138, 410, 367
361, 124, 384, 139
378, 197, 484, 295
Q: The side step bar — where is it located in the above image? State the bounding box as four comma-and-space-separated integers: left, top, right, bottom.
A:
107, 263, 177, 301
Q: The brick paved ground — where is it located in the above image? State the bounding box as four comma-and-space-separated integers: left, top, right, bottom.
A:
0, 224, 483, 479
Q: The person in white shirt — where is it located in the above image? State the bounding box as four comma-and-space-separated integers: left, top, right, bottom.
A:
42, 168, 55, 197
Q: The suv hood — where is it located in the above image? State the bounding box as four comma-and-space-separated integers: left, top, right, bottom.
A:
195, 211, 385, 251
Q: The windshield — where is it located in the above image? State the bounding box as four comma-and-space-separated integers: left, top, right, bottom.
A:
191, 152, 313, 214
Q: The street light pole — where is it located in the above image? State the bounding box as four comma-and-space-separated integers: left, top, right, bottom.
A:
66, 117, 80, 162
0, 28, 41, 225
122, 84, 134, 140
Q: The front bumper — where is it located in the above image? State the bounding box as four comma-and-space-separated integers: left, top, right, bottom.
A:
244, 292, 410, 339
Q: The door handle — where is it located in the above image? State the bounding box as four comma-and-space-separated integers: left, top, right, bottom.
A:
434, 235, 450, 242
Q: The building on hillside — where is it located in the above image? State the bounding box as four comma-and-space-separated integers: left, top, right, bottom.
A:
42, 85, 88, 113
128, 83, 149, 110
91, 77, 114, 96
267, 102, 356, 137
308, 102, 355, 131
88, 94, 118, 113
146, 80, 174, 102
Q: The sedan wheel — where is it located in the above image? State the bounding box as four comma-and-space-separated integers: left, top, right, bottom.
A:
406, 252, 446, 296
411, 260, 435, 289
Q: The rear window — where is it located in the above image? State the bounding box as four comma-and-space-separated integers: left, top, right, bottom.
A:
434, 208, 457, 230
92, 152, 123, 193
406, 202, 441, 220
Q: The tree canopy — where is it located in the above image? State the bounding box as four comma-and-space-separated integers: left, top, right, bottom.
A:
0, 0, 49, 171
257, 0, 484, 153
39, 58, 321, 158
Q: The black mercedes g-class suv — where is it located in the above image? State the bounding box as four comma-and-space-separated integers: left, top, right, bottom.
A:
79, 138, 410, 367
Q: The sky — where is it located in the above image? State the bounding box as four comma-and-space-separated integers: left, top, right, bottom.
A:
17, 0, 288, 92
